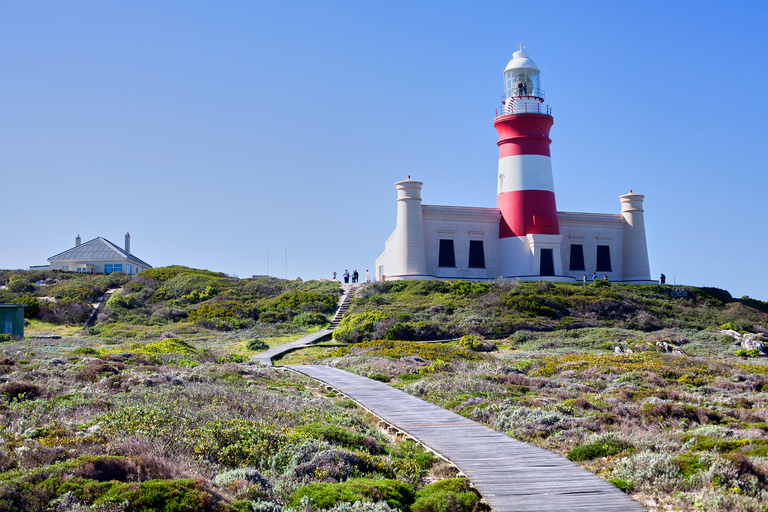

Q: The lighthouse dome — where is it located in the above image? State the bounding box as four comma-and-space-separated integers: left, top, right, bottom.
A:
504, 50, 539, 73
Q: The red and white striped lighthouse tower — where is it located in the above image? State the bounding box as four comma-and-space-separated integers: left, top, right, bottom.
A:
494, 46, 564, 278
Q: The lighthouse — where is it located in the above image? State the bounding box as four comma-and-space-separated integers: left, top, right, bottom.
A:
375, 46, 655, 284
494, 47, 564, 278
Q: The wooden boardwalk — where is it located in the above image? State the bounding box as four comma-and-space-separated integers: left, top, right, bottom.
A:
286, 364, 647, 512
250, 283, 359, 366
249, 329, 332, 366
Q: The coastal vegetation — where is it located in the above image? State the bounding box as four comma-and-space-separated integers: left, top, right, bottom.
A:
2, 268, 768, 511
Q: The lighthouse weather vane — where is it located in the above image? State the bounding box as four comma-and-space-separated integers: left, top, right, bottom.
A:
515, 42, 525, 52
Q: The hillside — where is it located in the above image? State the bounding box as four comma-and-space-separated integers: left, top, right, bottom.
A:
2, 270, 768, 511
0, 266, 341, 341
287, 280, 768, 511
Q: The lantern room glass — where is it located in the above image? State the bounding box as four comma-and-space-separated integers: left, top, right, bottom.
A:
504, 68, 541, 99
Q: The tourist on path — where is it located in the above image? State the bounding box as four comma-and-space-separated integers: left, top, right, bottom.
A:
343, 270, 349, 283
660, 273, 666, 285
365, 270, 371, 283
592, 272, 598, 281
333, 271, 337, 281
353, 270, 359, 283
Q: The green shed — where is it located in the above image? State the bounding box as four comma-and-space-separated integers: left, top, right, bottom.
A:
0, 305, 26, 338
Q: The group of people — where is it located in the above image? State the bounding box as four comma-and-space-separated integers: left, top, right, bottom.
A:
332, 269, 371, 284
583, 273, 609, 283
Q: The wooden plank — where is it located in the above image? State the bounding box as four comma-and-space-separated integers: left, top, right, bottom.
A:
286, 364, 647, 512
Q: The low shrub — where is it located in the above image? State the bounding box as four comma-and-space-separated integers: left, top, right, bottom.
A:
608, 478, 634, 493
76, 361, 121, 382
301, 423, 382, 454
293, 311, 329, 327
246, 339, 269, 351
412, 478, 480, 512
567, 437, 633, 461
72, 347, 99, 355
0, 381, 41, 402
288, 478, 414, 510
139, 338, 198, 355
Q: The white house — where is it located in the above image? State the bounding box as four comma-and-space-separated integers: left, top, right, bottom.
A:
38, 233, 152, 275
376, 49, 653, 283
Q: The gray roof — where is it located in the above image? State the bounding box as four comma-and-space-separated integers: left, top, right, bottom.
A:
48, 237, 152, 268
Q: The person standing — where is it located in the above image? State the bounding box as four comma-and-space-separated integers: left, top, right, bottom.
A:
343, 270, 349, 283
353, 270, 359, 283
583, 274, 587, 285
591, 272, 598, 281
660, 273, 666, 285
333, 271, 337, 281
365, 270, 371, 283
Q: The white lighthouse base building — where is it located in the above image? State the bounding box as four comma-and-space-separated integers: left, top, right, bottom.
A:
375, 180, 654, 283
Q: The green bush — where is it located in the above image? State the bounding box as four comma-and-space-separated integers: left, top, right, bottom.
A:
301, 423, 380, 453
567, 437, 633, 461
608, 478, 634, 493
139, 338, 198, 355
0, 334, 11, 343
72, 347, 99, 355
96, 478, 216, 511
7, 274, 34, 293
289, 478, 414, 510
735, 349, 761, 358
412, 478, 479, 512
246, 339, 269, 351
333, 311, 390, 343
293, 311, 329, 327
10, 294, 40, 318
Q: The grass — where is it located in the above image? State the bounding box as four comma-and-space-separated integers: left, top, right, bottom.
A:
23, 319, 83, 337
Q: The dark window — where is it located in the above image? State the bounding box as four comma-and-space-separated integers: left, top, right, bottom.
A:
596, 245, 612, 272
540, 249, 555, 276
468, 241, 485, 268
438, 239, 456, 267
569, 244, 585, 270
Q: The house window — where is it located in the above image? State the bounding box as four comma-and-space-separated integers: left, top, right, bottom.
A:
540, 249, 555, 276
62, 266, 69, 271
127, 264, 132, 275
76, 267, 87, 273
569, 244, 585, 270
468, 241, 485, 268
438, 239, 456, 267
105, 264, 123, 274
596, 245, 612, 272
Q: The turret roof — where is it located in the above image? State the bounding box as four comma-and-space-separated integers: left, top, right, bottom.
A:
504, 50, 539, 73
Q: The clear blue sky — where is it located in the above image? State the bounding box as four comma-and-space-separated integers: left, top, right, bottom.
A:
2, 1, 767, 300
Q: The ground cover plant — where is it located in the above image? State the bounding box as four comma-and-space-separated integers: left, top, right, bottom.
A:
0, 334, 478, 512
309, 280, 768, 511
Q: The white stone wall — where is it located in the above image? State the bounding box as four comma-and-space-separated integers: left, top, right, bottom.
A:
557, 212, 626, 280
422, 205, 501, 280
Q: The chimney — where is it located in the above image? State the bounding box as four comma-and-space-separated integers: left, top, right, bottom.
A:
76, 235, 81, 247
125, 232, 131, 254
